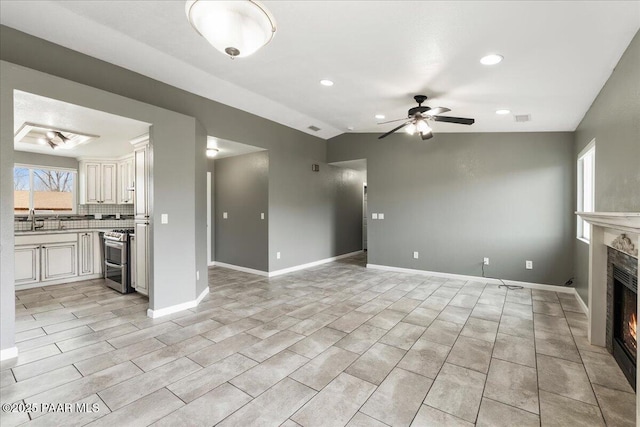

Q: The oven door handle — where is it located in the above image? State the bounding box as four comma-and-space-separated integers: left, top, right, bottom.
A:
105, 261, 124, 269
105, 240, 124, 249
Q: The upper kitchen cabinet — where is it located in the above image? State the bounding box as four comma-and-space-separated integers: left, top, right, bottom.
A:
117, 155, 135, 204
79, 160, 117, 204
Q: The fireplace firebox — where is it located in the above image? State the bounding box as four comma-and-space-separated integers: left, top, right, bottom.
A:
612, 265, 637, 390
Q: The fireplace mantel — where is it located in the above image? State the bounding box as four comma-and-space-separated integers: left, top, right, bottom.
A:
577, 211, 640, 234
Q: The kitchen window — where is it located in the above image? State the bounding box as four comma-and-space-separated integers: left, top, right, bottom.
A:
577, 140, 595, 243
14, 164, 77, 215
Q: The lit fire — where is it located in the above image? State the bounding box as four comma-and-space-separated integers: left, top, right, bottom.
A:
630, 312, 637, 343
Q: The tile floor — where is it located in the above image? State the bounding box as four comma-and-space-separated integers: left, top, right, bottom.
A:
1, 253, 636, 426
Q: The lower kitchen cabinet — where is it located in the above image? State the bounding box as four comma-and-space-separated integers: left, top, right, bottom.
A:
42, 242, 77, 281
15, 231, 103, 289
15, 245, 40, 286
134, 222, 149, 296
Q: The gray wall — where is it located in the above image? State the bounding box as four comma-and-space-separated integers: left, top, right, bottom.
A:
328, 132, 575, 285
215, 151, 269, 271
13, 151, 79, 170
573, 30, 640, 304
1, 61, 202, 352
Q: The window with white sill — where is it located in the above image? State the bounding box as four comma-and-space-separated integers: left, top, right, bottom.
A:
577, 140, 595, 243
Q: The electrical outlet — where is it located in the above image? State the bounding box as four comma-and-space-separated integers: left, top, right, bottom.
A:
196, 270, 200, 280
483, 257, 490, 265
413, 251, 419, 259
161, 214, 168, 224
372, 213, 378, 219
277, 252, 281, 259
526, 260, 533, 270
379, 213, 385, 219
223, 212, 228, 219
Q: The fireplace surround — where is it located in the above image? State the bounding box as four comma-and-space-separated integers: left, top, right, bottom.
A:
578, 211, 640, 420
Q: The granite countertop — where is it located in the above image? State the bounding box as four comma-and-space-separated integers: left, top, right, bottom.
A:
15, 228, 113, 236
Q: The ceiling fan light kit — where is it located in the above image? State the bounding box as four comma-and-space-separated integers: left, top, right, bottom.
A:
378, 95, 475, 140
185, 0, 276, 59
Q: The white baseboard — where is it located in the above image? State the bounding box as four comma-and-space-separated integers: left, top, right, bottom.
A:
366, 263, 576, 294
269, 251, 363, 277
212, 261, 269, 277
147, 286, 210, 319
0, 347, 18, 361
574, 290, 589, 315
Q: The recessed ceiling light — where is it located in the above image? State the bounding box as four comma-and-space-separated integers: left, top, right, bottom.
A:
480, 54, 503, 65
347, 126, 354, 131
375, 114, 385, 120
495, 109, 511, 115
320, 79, 334, 87
206, 148, 219, 158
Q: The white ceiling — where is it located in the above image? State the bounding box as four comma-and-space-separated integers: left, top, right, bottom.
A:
14, 90, 150, 158
2, 1, 639, 140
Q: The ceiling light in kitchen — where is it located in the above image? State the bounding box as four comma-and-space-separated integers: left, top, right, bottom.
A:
495, 109, 511, 115
320, 79, 334, 87
186, 0, 277, 59
480, 54, 503, 65
375, 114, 385, 120
206, 148, 219, 158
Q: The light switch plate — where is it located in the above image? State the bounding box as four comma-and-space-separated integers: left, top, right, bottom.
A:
526, 260, 533, 270
372, 213, 378, 219
161, 214, 168, 224
276, 252, 281, 259
379, 213, 384, 219
413, 251, 419, 259
261, 213, 265, 220
223, 212, 228, 219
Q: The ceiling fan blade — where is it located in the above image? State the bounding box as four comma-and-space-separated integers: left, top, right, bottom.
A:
432, 116, 475, 125
420, 131, 433, 140
424, 107, 451, 116
377, 117, 409, 125
378, 122, 410, 139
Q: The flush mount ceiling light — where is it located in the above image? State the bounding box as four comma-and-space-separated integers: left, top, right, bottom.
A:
320, 79, 334, 87
185, 0, 276, 59
375, 114, 386, 120
495, 109, 511, 115
206, 148, 220, 158
480, 54, 504, 65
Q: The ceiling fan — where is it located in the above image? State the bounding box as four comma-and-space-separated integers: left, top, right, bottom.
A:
41, 130, 70, 149
378, 95, 475, 140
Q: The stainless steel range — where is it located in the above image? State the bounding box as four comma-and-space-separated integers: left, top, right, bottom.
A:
103, 229, 134, 293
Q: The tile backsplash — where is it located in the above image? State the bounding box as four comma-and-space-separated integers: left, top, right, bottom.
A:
15, 204, 134, 232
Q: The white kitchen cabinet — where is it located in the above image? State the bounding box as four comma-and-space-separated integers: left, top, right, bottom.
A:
118, 156, 135, 204
42, 242, 77, 282
131, 134, 151, 296
78, 232, 94, 276
133, 222, 148, 296
80, 161, 117, 204
130, 234, 136, 289
15, 245, 40, 286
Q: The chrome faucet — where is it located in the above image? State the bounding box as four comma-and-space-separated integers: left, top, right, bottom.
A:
30, 209, 44, 231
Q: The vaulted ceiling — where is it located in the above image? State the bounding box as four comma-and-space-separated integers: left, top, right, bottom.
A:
1, 1, 638, 139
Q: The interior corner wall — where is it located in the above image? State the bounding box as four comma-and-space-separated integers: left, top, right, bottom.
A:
328, 132, 575, 285
0, 61, 201, 355
572, 30, 640, 305
214, 151, 269, 271
194, 120, 208, 297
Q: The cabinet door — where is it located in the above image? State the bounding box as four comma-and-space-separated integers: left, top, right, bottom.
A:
134, 222, 148, 295
84, 162, 102, 204
78, 233, 94, 276
42, 242, 77, 281
117, 158, 135, 204
101, 163, 118, 204
15, 245, 40, 285
134, 148, 148, 218
129, 235, 136, 289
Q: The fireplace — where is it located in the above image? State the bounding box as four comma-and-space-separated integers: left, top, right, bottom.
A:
612, 264, 638, 390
